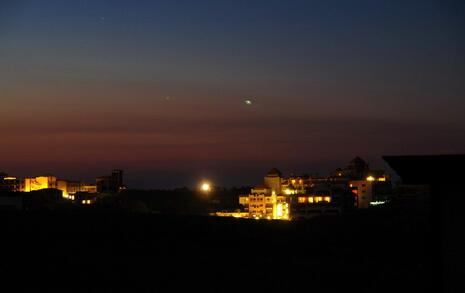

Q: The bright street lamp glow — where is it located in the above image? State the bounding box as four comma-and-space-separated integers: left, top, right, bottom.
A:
200, 182, 211, 192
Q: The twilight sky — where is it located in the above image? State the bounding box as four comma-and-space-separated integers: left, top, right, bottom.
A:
1, 0, 464, 188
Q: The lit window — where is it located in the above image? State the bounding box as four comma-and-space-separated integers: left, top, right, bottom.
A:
324, 196, 331, 202
298, 197, 306, 203
366, 176, 375, 181
308, 197, 314, 203
378, 177, 386, 182
291, 180, 296, 184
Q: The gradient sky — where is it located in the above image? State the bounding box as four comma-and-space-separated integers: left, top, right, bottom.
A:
1, 0, 464, 188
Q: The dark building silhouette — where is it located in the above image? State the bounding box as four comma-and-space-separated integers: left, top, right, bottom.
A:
96, 169, 124, 193
383, 154, 465, 293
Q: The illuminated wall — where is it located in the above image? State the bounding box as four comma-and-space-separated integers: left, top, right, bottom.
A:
21, 176, 57, 192
20, 176, 96, 199
57, 179, 69, 198
239, 193, 290, 220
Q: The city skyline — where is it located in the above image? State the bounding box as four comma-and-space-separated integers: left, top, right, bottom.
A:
1, 0, 464, 188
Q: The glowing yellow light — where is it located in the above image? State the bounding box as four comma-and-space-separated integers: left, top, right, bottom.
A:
308, 197, 314, 203
200, 181, 212, 193
298, 197, 306, 203
378, 177, 386, 182
324, 196, 331, 202
291, 179, 296, 184
366, 176, 375, 181
276, 203, 283, 218
4, 177, 17, 180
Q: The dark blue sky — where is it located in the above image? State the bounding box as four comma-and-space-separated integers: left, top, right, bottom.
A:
1, 0, 464, 188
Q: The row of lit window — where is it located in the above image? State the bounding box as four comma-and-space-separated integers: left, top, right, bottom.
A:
249, 204, 265, 208
290, 179, 304, 184
366, 176, 386, 182
297, 196, 331, 203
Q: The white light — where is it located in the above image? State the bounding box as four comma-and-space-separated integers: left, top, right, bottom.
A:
200, 182, 211, 193
370, 201, 387, 206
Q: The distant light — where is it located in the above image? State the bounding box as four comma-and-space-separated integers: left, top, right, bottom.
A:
370, 201, 387, 206
200, 181, 212, 193
244, 99, 252, 105
366, 176, 375, 181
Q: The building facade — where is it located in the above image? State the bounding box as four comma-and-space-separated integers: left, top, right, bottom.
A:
237, 157, 392, 220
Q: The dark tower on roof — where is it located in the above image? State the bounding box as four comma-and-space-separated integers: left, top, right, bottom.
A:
264, 168, 282, 194
345, 156, 369, 179
266, 168, 282, 177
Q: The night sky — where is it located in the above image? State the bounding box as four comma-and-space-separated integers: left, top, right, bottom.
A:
1, 0, 464, 188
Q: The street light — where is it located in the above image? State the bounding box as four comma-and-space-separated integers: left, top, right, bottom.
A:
200, 181, 212, 193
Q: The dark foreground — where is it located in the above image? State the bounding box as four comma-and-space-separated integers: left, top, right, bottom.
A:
1, 202, 433, 292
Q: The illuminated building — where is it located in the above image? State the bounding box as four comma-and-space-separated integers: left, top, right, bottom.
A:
0, 173, 21, 192
17, 176, 97, 200
238, 169, 290, 220
1, 169, 107, 204
237, 158, 392, 219
349, 174, 391, 208
21, 175, 58, 192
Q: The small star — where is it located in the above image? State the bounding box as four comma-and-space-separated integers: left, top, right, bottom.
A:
244, 99, 253, 105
